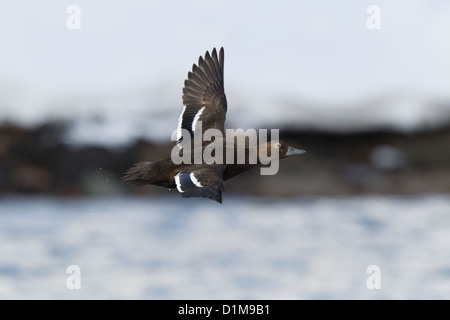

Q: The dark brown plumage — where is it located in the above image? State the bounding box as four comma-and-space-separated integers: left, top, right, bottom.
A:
123, 48, 305, 203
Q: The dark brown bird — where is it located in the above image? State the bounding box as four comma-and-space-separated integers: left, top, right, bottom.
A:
123, 48, 305, 203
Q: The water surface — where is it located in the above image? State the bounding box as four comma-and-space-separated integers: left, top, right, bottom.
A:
0, 195, 449, 299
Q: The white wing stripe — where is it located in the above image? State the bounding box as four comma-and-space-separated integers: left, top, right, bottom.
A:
192, 106, 205, 133
176, 106, 187, 142
174, 173, 184, 193
190, 172, 203, 188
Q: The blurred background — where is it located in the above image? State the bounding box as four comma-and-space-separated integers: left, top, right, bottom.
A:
0, 0, 449, 299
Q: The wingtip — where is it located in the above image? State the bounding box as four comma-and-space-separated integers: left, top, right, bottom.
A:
205, 50, 211, 60
219, 47, 224, 70
215, 191, 223, 204
211, 47, 223, 58
209, 47, 224, 58
198, 55, 205, 67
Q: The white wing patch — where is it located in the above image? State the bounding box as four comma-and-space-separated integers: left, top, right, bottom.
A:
190, 172, 203, 188
192, 106, 205, 133
176, 106, 187, 142
174, 173, 184, 193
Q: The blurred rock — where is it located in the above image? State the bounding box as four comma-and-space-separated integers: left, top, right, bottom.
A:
12, 163, 51, 192
0, 122, 449, 197
370, 145, 407, 171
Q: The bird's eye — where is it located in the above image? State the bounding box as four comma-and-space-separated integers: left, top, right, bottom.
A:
275, 143, 281, 148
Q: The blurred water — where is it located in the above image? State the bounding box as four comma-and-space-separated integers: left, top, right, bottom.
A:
0, 195, 449, 299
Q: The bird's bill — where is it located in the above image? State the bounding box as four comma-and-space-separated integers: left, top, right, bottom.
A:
285, 146, 306, 156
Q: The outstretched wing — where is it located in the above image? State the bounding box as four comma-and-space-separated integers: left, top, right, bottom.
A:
174, 166, 225, 203
177, 47, 227, 144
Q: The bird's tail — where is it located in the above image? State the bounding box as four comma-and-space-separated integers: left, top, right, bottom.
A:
122, 161, 155, 186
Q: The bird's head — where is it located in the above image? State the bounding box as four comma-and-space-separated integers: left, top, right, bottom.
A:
258, 140, 305, 161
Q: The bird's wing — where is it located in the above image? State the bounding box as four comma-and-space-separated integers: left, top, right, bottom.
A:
177, 47, 227, 144
223, 163, 258, 181
174, 166, 225, 203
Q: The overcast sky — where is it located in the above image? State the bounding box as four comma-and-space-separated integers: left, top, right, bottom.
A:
1, 0, 449, 99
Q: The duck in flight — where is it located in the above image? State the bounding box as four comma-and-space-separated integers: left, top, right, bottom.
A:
123, 48, 305, 203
